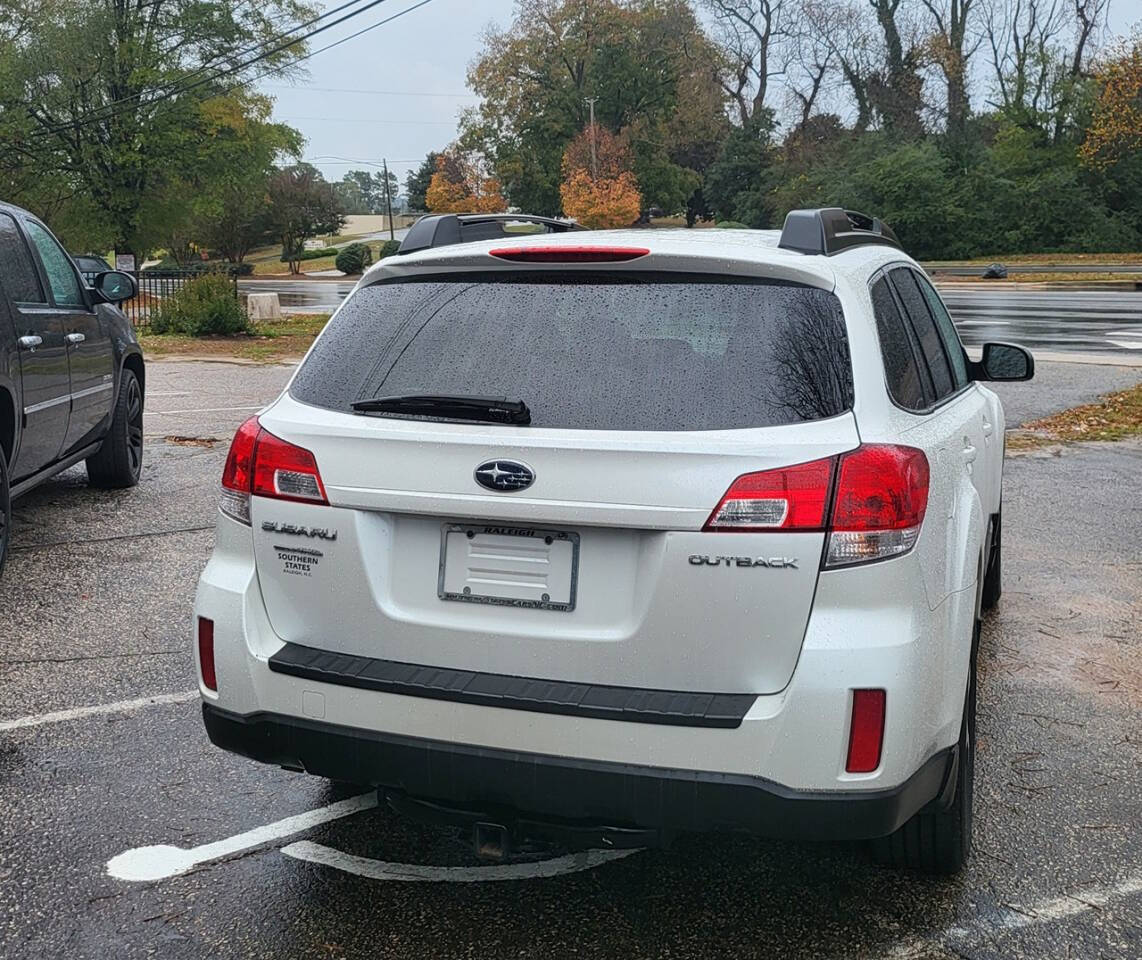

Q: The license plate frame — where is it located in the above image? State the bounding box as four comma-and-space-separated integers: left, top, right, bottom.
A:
438, 523, 580, 612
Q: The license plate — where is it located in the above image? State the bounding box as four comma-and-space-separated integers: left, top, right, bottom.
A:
438, 524, 579, 612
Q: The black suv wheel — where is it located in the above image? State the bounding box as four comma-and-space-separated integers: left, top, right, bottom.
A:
87, 369, 143, 489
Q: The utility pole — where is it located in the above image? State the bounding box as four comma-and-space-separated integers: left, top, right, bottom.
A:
382, 157, 395, 242
584, 97, 598, 180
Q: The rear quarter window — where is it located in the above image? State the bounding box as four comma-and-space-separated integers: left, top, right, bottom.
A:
290, 273, 855, 432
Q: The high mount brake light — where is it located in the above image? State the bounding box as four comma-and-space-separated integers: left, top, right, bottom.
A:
488, 246, 650, 263
219, 416, 328, 524
704, 444, 929, 567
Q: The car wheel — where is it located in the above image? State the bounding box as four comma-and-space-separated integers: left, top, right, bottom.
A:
870, 619, 978, 874
0, 451, 10, 580
86, 369, 143, 489
981, 510, 1001, 612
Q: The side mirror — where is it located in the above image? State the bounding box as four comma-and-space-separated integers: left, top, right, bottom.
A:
94, 270, 137, 304
972, 342, 1034, 382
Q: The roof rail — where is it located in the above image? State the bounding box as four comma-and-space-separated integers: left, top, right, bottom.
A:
777, 208, 900, 256
398, 213, 583, 255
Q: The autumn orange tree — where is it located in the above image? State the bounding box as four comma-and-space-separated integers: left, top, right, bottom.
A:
425, 151, 507, 213
1080, 39, 1142, 170
559, 126, 641, 229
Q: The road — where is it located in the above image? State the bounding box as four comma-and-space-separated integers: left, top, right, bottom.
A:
240, 279, 1142, 358
1, 358, 1140, 959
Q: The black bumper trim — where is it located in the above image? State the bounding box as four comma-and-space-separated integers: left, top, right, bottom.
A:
268, 642, 756, 728
202, 704, 953, 841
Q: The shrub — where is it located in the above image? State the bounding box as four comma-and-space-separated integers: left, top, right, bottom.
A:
280, 246, 339, 263
378, 239, 401, 259
149, 273, 250, 336
335, 242, 373, 275
715, 220, 750, 229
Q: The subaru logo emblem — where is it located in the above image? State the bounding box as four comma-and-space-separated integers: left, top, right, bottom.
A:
474, 460, 535, 492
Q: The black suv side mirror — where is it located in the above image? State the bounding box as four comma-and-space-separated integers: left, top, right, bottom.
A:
971, 342, 1034, 382
93, 270, 137, 305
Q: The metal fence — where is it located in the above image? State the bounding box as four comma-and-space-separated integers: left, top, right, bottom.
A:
120, 269, 240, 329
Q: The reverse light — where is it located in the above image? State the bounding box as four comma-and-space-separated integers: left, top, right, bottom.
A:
197, 617, 217, 692
488, 246, 650, 263
219, 416, 328, 524
704, 444, 929, 566
846, 689, 886, 773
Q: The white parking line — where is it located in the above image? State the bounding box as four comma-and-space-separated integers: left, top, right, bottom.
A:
107, 793, 379, 882
0, 690, 198, 732
146, 405, 263, 416
281, 840, 639, 881
889, 870, 1142, 956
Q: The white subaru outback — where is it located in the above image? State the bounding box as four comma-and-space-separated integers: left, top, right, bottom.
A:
194, 209, 1033, 874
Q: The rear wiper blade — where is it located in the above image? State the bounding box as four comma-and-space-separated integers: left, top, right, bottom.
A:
351, 394, 531, 425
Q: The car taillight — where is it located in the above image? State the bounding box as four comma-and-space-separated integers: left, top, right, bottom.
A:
704, 444, 928, 567
219, 416, 328, 524
826, 444, 928, 567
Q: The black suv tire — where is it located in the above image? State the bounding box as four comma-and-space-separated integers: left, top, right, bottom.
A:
869, 619, 978, 874
0, 451, 10, 579
87, 369, 143, 489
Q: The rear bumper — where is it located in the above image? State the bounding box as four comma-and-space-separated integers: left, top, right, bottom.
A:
203, 703, 953, 841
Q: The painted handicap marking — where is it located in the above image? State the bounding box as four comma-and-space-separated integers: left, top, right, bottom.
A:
107, 791, 641, 884
107, 793, 378, 882
281, 840, 639, 882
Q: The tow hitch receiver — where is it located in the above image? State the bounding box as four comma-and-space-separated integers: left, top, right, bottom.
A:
474, 821, 511, 861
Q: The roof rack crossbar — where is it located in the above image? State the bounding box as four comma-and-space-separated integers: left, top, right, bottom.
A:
398, 213, 584, 255
777, 207, 900, 256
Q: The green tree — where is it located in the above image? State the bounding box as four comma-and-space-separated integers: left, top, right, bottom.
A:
404, 153, 440, 213
704, 114, 777, 228
267, 164, 346, 274
0, 0, 312, 258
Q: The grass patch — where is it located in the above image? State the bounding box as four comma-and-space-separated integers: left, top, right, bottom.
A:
139, 313, 331, 362
1008, 382, 1142, 452
930, 252, 1142, 266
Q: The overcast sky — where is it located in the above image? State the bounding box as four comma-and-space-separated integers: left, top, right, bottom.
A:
259, 0, 1141, 192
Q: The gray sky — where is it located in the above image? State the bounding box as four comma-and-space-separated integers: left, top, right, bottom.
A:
259, 0, 516, 189
260, 0, 1141, 192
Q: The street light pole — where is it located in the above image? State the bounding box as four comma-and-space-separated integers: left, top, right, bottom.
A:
584, 97, 598, 180
382, 157, 395, 242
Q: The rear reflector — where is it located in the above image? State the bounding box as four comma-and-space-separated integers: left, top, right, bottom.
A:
219, 416, 328, 525
705, 458, 834, 531
488, 246, 650, 263
846, 689, 885, 773
704, 444, 929, 567
197, 617, 217, 692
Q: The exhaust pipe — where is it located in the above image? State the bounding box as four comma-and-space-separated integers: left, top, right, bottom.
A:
473, 821, 511, 860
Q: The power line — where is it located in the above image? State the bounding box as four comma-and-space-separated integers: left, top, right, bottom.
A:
279, 115, 456, 124
263, 84, 475, 98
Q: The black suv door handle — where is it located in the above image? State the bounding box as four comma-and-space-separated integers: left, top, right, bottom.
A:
65, 332, 86, 345
18, 335, 42, 351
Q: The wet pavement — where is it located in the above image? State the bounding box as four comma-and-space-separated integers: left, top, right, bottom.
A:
0, 359, 1140, 959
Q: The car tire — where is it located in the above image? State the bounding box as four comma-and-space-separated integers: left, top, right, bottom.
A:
0, 451, 10, 580
981, 510, 1001, 612
86, 369, 143, 489
869, 619, 978, 875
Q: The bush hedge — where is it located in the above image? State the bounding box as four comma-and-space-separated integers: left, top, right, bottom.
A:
149, 273, 250, 336
335, 242, 373, 275
378, 239, 402, 259
281, 246, 339, 263
145, 259, 253, 276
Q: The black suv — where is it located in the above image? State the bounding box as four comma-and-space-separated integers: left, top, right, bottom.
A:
0, 202, 145, 577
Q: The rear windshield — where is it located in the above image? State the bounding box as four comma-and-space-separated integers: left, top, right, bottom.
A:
290, 273, 853, 432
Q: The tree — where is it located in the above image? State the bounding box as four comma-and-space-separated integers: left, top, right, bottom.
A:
336, 169, 400, 214
0, 0, 314, 259
266, 164, 346, 274
704, 114, 777, 227
701, 0, 791, 125
920, 0, 981, 143
559, 127, 641, 227
1080, 40, 1142, 170
425, 151, 506, 213
405, 153, 440, 212
465, 0, 727, 216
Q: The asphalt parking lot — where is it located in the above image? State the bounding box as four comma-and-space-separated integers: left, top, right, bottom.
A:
1, 357, 1140, 960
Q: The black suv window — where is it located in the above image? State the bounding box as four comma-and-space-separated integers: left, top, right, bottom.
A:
890, 267, 955, 400
25, 220, 84, 307
291, 273, 855, 432
0, 213, 46, 304
913, 271, 968, 388
870, 275, 928, 410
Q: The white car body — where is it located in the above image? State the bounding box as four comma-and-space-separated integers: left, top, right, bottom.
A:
194, 215, 1025, 869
